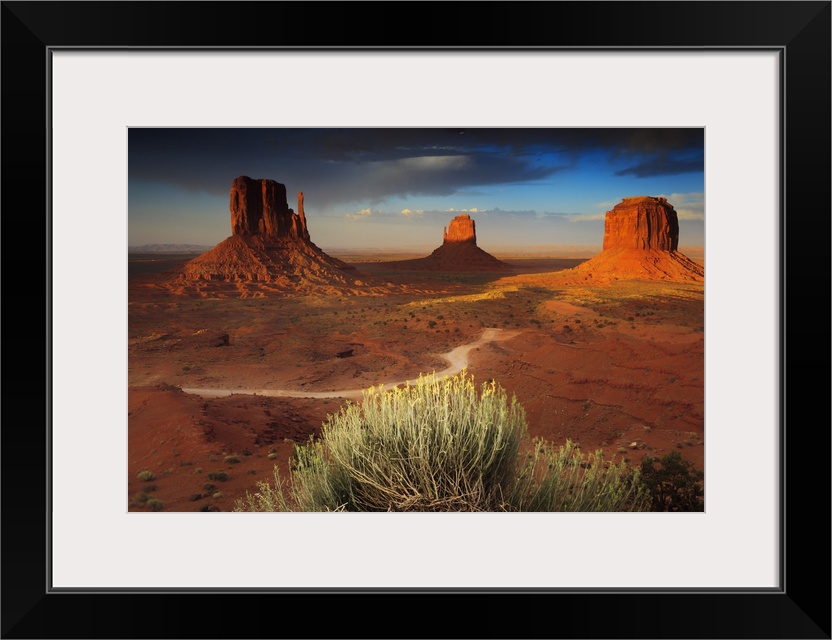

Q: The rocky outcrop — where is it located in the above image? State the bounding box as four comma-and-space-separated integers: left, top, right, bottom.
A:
602, 196, 679, 251
166, 177, 397, 297
443, 214, 477, 244
555, 196, 703, 283
297, 191, 309, 241
384, 214, 511, 272
229, 176, 310, 242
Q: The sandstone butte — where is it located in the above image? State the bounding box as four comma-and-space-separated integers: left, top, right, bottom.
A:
561, 196, 704, 283
386, 213, 512, 272
168, 176, 391, 296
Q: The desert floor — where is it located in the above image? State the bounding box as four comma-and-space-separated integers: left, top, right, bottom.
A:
128, 251, 705, 512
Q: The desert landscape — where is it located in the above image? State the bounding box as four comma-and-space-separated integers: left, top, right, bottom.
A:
128, 170, 704, 512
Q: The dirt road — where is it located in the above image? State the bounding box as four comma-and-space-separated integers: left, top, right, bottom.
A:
181, 327, 520, 400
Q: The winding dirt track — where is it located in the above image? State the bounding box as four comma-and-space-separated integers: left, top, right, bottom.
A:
181, 328, 520, 401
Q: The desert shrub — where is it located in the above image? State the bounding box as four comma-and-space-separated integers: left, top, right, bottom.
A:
224, 454, 241, 464
640, 451, 704, 512
146, 498, 164, 512
135, 492, 151, 503
207, 472, 229, 482
505, 439, 646, 512
234, 372, 648, 513
136, 469, 156, 482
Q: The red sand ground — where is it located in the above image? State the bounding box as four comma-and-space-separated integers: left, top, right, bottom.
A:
128, 252, 704, 512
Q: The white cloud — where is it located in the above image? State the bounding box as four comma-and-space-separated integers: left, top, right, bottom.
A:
568, 213, 606, 222
592, 193, 704, 221
400, 208, 424, 217
345, 208, 373, 221
399, 155, 470, 171
660, 192, 704, 220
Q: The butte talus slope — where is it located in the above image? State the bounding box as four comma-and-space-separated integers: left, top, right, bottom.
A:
555, 196, 704, 283
385, 214, 512, 272
163, 176, 395, 296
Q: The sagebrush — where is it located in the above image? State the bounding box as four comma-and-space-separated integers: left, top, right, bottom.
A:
235, 371, 648, 512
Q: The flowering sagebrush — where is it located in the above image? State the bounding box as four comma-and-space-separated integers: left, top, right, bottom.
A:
234, 371, 648, 512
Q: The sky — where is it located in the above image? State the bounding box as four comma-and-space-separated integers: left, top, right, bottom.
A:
128, 128, 705, 252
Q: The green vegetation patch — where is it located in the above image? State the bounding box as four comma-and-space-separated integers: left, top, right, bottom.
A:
235, 371, 648, 513
136, 469, 156, 482
640, 451, 704, 512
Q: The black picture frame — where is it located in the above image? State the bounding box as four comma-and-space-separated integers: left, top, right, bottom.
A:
2, 2, 829, 638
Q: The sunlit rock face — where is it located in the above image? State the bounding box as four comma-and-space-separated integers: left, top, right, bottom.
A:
554, 196, 703, 283
165, 177, 406, 297
602, 196, 679, 251
443, 214, 477, 244
384, 213, 511, 272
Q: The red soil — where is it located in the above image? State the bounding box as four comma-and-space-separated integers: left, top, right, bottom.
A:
128, 253, 704, 512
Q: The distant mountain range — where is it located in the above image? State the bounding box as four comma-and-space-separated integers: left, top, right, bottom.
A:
129, 244, 213, 253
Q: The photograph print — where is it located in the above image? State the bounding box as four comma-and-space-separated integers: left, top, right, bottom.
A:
127, 127, 705, 513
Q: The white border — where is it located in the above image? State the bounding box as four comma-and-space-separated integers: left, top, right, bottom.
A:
51, 51, 779, 588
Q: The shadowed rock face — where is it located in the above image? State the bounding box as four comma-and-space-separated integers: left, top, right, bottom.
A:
603, 196, 679, 251
443, 214, 477, 244
230, 176, 309, 242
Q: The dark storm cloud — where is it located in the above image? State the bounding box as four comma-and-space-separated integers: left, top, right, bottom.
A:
615, 152, 705, 178
604, 131, 704, 178
294, 128, 704, 162
129, 128, 704, 206
327, 153, 563, 204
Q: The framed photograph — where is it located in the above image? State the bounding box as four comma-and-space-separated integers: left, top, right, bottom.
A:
4, 2, 829, 638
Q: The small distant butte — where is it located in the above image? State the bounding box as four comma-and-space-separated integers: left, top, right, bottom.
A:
383, 213, 512, 272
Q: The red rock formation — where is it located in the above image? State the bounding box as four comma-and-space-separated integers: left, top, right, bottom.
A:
385, 213, 511, 272
603, 196, 679, 251
443, 214, 477, 244
297, 191, 309, 241
229, 176, 312, 242
556, 196, 703, 283
166, 177, 397, 297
